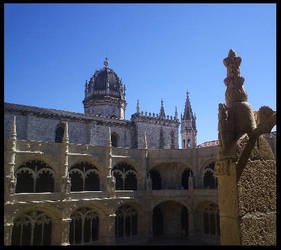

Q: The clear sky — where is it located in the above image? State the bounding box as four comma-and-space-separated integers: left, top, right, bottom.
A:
4, 4, 276, 145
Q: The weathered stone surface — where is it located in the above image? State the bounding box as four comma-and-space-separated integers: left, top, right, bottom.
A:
238, 160, 276, 217
240, 212, 276, 245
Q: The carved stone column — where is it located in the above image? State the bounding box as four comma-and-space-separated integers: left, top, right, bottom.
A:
6, 116, 17, 202
101, 213, 116, 245
60, 217, 72, 246
4, 218, 13, 245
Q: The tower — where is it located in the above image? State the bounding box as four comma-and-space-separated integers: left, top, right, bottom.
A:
181, 91, 197, 148
83, 58, 127, 119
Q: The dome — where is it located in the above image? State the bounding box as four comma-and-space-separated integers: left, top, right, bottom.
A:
86, 58, 125, 99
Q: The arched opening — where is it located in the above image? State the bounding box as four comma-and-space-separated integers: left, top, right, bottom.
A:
15, 160, 55, 193
149, 169, 161, 190
152, 205, 163, 238
115, 204, 138, 240
69, 162, 100, 192
85, 170, 100, 191
203, 162, 217, 189
55, 123, 65, 143
15, 169, 34, 193
69, 207, 99, 245
153, 201, 188, 240
181, 168, 193, 190
112, 162, 137, 190
11, 211, 52, 245
111, 132, 119, 147
202, 203, 220, 237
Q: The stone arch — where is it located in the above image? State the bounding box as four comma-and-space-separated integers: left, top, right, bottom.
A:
69, 206, 100, 245
112, 162, 137, 190
114, 203, 139, 240
195, 201, 220, 238
181, 167, 194, 189
15, 160, 55, 193
152, 200, 190, 239
11, 206, 59, 246
69, 161, 100, 191
201, 161, 217, 189
149, 162, 191, 190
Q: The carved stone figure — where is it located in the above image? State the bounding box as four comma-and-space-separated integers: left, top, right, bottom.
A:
216, 49, 276, 245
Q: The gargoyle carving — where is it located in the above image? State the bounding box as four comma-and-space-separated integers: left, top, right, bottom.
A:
218, 49, 276, 180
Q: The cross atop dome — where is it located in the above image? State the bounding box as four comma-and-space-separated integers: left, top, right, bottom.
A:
104, 57, 109, 67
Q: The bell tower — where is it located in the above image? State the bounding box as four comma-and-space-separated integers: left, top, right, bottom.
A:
181, 91, 197, 148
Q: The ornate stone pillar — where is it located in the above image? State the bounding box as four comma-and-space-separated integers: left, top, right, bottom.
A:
6, 116, 17, 202
59, 205, 72, 246
4, 216, 13, 245
61, 122, 71, 199
101, 212, 116, 245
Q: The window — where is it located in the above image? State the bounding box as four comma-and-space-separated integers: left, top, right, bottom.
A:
149, 169, 161, 190
55, 123, 65, 143
152, 205, 163, 238
112, 162, 137, 190
203, 203, 220, 237
69, 208, 99, 245
181, 168, 193, 190
203, 162, 217, 189
115, 205, 138, 239
69, 162, 100, 192
12, 211, 52, 245
15, 160, 54, 193
111, 132, 119, 147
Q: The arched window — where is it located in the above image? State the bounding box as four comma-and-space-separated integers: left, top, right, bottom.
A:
181, 168, 193, 189
112, 162, 137, 190
170, 130, 175, 149
203, 203, 220, 237
152, 205, 163, 238
69, 162, 100, 192
115, 205, 138, 239
69, 208, 99, 245
203, 162, 217, 189
111, 132, 119, 147
15, 160, 55, 193
55, 123, 65, 143
149, 169, 161, 190
11, 211, 52, 245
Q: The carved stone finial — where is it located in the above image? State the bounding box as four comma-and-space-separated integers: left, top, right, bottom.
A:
175, 106, 178, 120
223, 49, 247, 106
223, 49, 245, 88
104, 57, 109, 67
63, 122, 69, 143
10, 116, 17, 140
160, 99, 166, 118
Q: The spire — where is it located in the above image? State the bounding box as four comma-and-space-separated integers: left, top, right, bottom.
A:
175, 106, 178, 120
63, 122, 69, 143
136, 99, 140, 114
183, 91, 193, 120
159, 99, 166, 118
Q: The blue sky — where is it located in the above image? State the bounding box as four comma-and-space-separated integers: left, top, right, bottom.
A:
4, 4, 276, 145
